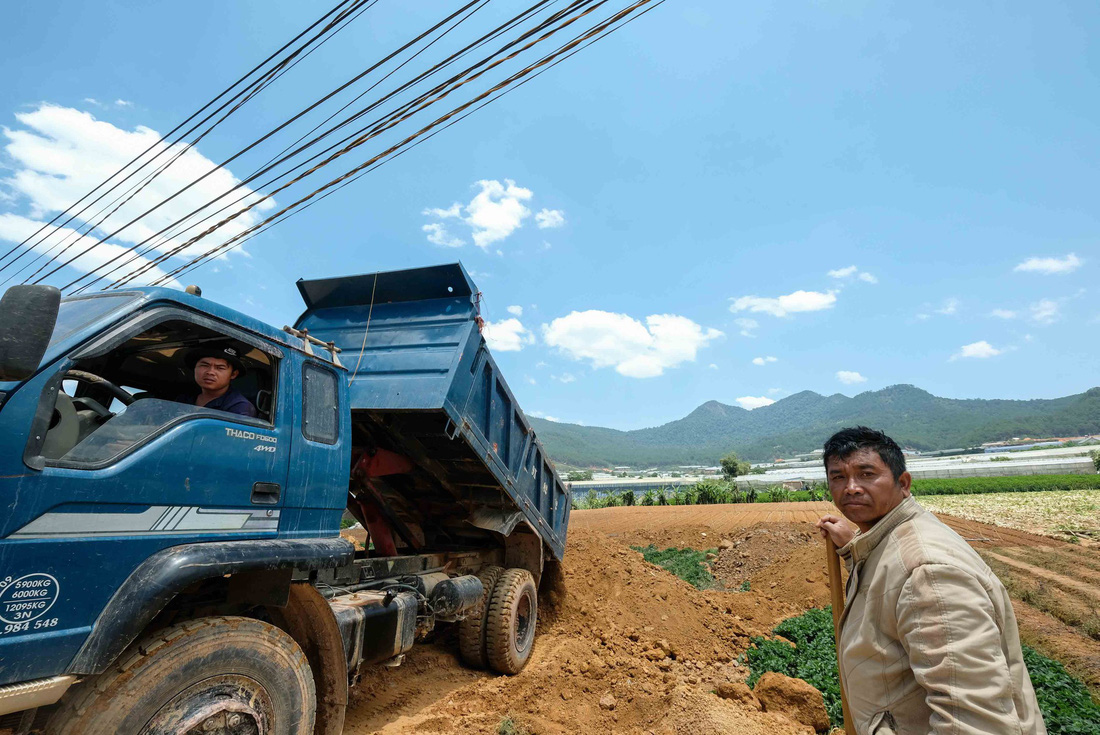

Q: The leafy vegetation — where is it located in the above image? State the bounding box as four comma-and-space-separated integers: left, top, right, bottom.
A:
496, 717, 529, 735
910, 474, 1100, 496
573, 481, 826, 509
746, 609, 1100, 734
1023, 644, 1100, 734
632, 545, 716, 589
746, 608, 844, 728
530, 384, 1100, 466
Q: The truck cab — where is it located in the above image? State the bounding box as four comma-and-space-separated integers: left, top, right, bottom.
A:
0, 264, 569, 734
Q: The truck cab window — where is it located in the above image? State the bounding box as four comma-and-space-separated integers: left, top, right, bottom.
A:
36, 318, 277, 466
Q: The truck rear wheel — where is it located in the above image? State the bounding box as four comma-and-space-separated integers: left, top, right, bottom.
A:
458, 564, 504, 669
48, 616, 316, 735
485, 568, 538, 675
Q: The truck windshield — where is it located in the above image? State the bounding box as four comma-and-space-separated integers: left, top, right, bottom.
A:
51, 295, 139, 348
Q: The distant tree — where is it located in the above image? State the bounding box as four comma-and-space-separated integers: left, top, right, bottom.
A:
720, 452, 746, 479
566, 470, 593, 482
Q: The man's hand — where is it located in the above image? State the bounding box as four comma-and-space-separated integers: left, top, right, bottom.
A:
817, 514, 855, 548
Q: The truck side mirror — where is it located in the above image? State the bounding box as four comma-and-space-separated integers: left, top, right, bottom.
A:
0, 285, 61, 381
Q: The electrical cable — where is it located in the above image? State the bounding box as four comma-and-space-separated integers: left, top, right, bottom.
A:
12, 0, 378, 287
0, 0, 362, 273
112, 1, 608, 288
143, 0, 660, 287
37, 0, 482, 288
5, 0, 380, 289
64, 0, 565, 294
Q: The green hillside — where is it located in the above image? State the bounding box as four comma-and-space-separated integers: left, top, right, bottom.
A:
528, 385, 1100, 467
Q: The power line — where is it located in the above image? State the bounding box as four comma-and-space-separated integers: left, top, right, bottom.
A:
4, 0, 380, 289
145, 0, 662, 288
112, 1, 610, 288
0, 0, 363, 275
35, 0, 483, 289
9, 0, 379, 287
65, 0, 579, 293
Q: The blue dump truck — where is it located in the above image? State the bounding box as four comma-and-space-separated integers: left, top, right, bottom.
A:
0, 263, 570, 734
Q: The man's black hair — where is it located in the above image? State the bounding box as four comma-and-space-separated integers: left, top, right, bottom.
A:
822, 426, 907, 482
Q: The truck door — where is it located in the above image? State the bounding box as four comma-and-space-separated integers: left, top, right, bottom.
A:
0, 306, 291, 684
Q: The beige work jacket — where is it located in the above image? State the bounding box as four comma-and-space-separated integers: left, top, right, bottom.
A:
836, 496, 1046, 735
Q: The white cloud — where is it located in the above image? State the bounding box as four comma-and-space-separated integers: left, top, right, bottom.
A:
990, 308, 1017, 319
936, 298, 959, 315
0, 213, 179, 287
708, 363, 718, 370
552, 373, 576, 383
422, 179, 535, 250
736, 396, 775, 410
422, 203, 461, 219
730, 289, 836, 317
1029, 299, 1060, 325
752, 356, 778, 366
506, 304, 523, 317
463, 179, 531, 248
114, 99, 133, 107
482, 318, 535, 352
542, 310, 723, 378
734, 317, 758, 337
0, 105, 272, 283
836, 370, 867, 385
535, 208, 565, 229
767, 387, 783, 395
1014, 253, 1082, 275
527, 410, 561, 422
422, 222, 464, 248
535, 361, 548, 369
952, 340, 1003, 360
525, 375, 536, 385
828, 265, 877, 283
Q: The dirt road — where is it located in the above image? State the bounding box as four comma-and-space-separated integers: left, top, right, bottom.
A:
340, 501, 1100, 733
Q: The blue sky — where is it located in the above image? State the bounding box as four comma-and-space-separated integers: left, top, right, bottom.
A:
1, 1, 1097, 429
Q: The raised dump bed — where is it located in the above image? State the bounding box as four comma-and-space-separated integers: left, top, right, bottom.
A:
294, 263, 569, 560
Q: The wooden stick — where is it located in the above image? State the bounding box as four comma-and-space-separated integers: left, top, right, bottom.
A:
826, 536, 855, 732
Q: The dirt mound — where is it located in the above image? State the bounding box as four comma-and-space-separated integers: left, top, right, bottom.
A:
711, 523, 820, 587
343, 528, 820, 734
753, 672, 830, 732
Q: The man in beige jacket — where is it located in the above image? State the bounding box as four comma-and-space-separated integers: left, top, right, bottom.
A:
816, 426, 1046, 735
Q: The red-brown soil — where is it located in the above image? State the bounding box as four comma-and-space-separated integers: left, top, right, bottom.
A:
341, 501, 1100, 732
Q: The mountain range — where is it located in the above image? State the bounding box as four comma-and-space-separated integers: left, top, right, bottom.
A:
527, 384, 1100, 467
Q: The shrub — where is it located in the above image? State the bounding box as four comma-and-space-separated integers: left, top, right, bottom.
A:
640, 489, 657, 506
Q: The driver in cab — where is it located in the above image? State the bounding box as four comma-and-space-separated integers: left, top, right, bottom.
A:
179, 343, 257, 418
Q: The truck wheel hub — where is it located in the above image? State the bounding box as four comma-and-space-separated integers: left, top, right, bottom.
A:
140, 675, 272, 735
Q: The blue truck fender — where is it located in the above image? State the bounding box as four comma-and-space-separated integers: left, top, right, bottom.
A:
66, 537, 354, 676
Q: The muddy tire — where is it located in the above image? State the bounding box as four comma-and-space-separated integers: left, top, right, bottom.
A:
485, 568, 538, 675
458, 564, 504, 669
47, 616, 315, 735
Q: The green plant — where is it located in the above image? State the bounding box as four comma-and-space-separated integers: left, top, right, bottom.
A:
739, 580, 751, 592
747, 607, 843, 728
990, 456, 1011, 462
1091, 450, 1100, 473
632, 545, 716, 589
566, 470, 593, 482
497, 717, 529, 735
747, 609, 1100, 734
911, 474, 1100, 496
640, 489, 657, 506
339, 517, 356, 530
1022, 644, 1100, 734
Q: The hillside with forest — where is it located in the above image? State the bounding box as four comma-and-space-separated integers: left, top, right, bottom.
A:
528, 384, 1100, 467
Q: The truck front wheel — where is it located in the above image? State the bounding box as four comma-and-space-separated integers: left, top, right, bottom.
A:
48, 616, 316, 735
485, 568, 538, 675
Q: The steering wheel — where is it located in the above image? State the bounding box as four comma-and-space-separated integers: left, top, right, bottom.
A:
64, 369, 137, 407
